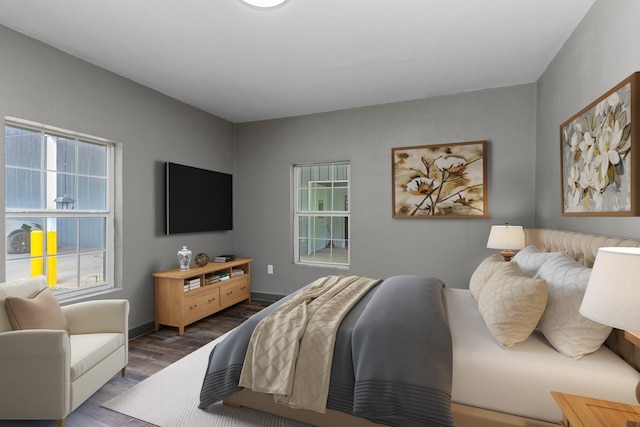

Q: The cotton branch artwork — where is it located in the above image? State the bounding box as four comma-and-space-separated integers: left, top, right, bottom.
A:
392, 141, 487, 218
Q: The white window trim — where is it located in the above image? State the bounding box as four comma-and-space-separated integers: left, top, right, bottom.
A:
4, 117, 118, 301
293, 161, 350, 268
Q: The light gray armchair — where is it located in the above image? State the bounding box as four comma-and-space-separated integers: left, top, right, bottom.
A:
0, 276, 129, 427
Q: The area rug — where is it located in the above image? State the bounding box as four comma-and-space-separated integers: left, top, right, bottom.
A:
102, 332, 311, 427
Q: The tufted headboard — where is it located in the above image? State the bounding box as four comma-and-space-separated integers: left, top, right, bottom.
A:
525, 228, 640, 268
524, 228, 640, 371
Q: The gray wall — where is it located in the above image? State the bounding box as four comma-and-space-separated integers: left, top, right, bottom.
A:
535, 0, 640, 237
235, 85, 538, 295
0, 25, 236, 332
3, 0, 634, 331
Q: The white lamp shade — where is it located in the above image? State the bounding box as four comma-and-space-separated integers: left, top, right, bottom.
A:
579, 247, 640, 332
486, 225, 525, 250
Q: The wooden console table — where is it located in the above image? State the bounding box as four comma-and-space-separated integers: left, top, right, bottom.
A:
152, 257, 253, 335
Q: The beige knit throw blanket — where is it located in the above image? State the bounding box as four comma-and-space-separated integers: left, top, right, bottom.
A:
238, 275, 380, 413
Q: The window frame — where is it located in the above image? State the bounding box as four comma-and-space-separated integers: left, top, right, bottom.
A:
4, 117, 116, 300
293, 161, 350, 267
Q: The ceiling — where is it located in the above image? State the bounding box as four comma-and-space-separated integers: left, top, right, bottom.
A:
0, 0, 595, 123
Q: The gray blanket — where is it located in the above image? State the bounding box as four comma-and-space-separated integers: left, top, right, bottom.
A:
199, 275, 454, 427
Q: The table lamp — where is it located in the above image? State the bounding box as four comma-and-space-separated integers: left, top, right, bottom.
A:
486, 224, 525, 261
579, 247, 640, 403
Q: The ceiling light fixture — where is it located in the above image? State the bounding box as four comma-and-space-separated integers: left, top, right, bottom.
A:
240, 0, 288, 9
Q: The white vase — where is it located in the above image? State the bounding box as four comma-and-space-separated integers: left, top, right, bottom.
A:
178, 246, 192, 271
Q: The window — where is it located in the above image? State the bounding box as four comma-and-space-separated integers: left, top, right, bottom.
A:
4, 119, 115, 298
294, 162, 350, 266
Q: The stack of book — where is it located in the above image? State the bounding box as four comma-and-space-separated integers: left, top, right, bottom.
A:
204, 272, 230, 283
214, 255, 236, 263
184, 278, 200, 292
231, 268, 245, 277
205, 272, 220, 284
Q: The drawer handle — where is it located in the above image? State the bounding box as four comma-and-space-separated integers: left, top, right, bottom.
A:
208, 297, 216, 303
227, 291, 233, 296
189, 304, 197, 310
241, 286, 247, 291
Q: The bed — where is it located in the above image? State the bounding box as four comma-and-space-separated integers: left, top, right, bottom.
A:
199, 229, 640, 426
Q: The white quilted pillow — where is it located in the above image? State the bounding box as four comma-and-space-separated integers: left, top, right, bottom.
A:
469, 254, 509, 300
478, 262, 548, 348
536, 253, 612, 359
511, 245, 563, 277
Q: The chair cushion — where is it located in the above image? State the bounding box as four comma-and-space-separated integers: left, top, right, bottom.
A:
69, 333, 125, 380
4, 287, 70, 333
0, 275, 48, 332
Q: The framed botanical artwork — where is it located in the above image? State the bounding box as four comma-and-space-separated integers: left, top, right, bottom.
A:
561, 72, 640, 216
392, 140, 487, 218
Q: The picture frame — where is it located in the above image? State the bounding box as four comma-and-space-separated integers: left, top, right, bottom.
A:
392, 140, 487, 218
560, 72, 640, 216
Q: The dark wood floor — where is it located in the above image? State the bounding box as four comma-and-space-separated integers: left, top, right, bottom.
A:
0, 299, 272, 427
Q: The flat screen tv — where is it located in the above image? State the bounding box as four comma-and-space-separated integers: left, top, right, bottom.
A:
165, 162, 233, 234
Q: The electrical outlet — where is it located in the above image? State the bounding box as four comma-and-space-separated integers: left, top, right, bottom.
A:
267, 264, 274, 275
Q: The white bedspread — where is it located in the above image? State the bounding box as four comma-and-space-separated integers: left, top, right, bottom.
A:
446, 287, 640, 423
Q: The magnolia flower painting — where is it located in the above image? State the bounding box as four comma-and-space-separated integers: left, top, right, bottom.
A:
392, 141, 487, 218
561, 73, 638, 216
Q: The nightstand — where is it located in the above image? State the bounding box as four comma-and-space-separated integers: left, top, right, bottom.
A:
552, 391, 640, 427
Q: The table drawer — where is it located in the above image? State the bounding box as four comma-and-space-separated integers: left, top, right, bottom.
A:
184, 287, 220, 323
221, 278, 250, 306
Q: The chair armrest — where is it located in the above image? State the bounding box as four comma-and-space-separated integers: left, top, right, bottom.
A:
0, 330, 70, 418
62, 299, 129, 336
0, 329, 70, 359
